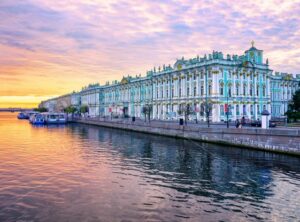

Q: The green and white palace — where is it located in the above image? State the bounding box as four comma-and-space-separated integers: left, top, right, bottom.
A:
40, 43, 300, 122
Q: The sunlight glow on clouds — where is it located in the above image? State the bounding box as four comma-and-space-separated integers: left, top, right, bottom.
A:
0, 0, 300, 107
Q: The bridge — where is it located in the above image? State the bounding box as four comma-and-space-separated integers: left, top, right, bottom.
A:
0, 108, 33, 112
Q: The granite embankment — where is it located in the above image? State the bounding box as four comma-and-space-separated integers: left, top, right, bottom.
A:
73, 118, 300, 156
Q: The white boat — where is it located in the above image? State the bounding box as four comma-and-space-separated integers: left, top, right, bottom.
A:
25, 111, 39, 119
44, 113, 67, 124
29, 113, 45, 125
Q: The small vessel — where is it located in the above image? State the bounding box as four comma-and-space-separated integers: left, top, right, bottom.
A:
44, 113, 67, 124
29, 113, 45, 125
27, 111, 39, 119
17, 112, 27, 119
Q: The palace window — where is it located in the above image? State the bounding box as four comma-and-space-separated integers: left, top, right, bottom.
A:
228, 87, 232, 97
179, 88, 182, 97
166, 89, 168, 98
236, 85, 239, 96
243, 84, 246, 96
187, 87, 190, 97
220, 85, 224, 96
250, 105, 253, 115
243, 105, 247, 115
208, 84, 212, 95
250, 85, 253, 96
194, 86, 197, 96
201, 85, 204, 95
263, 87, 266, 97
220, 105, 224, 116
257, 105, 260, 114
236, 105, 240, 116
172, 86, 174, 97
256, 86, 259, 96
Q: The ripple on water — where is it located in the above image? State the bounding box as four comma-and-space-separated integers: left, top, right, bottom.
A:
0, 113, 300, 222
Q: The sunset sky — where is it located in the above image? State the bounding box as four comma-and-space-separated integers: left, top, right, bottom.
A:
1, 0, 300, 108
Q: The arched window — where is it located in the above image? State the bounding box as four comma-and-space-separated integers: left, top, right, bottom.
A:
250, 84, 253, 96
220, 105, 224, 115
194, 86, 197, 96
236, 105, 239, 115
208, 84, 212, 95
243, 84, 246, 96
236, 84, 239, 96
220, 84, 224, 95
228, 86, 232, 97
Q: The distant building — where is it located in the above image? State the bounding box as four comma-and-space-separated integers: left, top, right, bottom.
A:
39, 43, 300, 121
40, 92, 80, 112
80, 84, 101, 117
270, 73, 300, 117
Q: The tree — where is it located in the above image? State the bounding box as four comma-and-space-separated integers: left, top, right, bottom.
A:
80, 105, 89, 114
178, 104, 195, 125
286, 89, 300, 122
200, 102, 212, 127
64, 106, 77, 114
33, 107, 48, 112
142, 105, 152, 122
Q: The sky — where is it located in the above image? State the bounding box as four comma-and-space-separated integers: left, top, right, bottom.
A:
1, 0, 300, 108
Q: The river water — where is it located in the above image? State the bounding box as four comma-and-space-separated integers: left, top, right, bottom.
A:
0, 112, 299, 222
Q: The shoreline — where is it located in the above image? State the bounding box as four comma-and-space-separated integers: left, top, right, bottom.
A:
72, 118, 300, 157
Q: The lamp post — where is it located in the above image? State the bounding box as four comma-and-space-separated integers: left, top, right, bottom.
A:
226, 93, 229, 128
205, 66, 210, 127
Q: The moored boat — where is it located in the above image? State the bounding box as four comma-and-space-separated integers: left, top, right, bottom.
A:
27, 111, 39, 119
44, 113, 67, 124
29, 113, 45, 125
17, 112, 27, 119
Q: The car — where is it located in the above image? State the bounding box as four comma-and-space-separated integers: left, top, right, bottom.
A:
250, 120, 276, 128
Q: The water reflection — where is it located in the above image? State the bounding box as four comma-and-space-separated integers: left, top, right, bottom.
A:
70, 124, 300, 221
0, 113, 299, 222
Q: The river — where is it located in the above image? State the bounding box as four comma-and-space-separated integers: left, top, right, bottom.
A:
0, 112, 299, 221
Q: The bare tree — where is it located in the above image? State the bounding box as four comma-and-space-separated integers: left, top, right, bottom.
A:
178, 104, 195, 125
142, 104, 152, 123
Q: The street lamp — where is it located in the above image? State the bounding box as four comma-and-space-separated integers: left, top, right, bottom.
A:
226, 92, 229, 128
205, 66, 210, 127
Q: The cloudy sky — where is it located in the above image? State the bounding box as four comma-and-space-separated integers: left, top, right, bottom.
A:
1, 0, 300, 107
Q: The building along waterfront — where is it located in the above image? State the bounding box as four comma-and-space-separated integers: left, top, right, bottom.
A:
40, 43, 300, 122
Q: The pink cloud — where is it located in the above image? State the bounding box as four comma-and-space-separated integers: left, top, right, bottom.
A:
0, 0, 300, 106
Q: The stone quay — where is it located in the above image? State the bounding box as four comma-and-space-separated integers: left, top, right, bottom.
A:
72, 117, 300, 156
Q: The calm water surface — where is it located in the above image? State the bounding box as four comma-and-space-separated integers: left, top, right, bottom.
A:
0, 113, 300, 222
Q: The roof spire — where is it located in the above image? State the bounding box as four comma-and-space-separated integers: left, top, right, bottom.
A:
251, 40, 255, 47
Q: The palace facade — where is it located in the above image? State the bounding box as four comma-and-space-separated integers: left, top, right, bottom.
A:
40, 44, 300, 122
